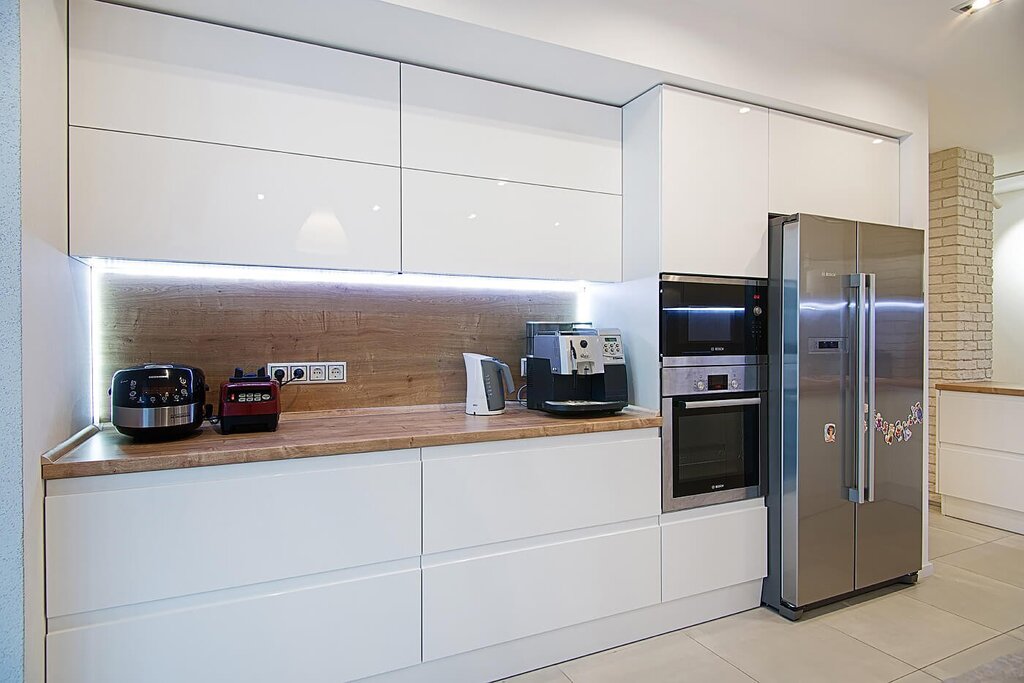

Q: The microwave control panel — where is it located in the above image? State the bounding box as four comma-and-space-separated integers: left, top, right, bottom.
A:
599, 328, 625, 365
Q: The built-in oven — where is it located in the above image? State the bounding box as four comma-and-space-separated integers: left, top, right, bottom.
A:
662, 364, 766, 512
661, 274, 767, 364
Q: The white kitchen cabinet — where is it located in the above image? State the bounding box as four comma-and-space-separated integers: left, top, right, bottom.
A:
45, 449, 421, 617
47, 561, 421, 683
401, 169, 622, 281
661, 499, 767, 602
768, 111, 900, 225
422, 430, 660, 554
622, 86, 769, 280
70, 0, 400, 166
422, 522, 661, 660
661, 88, 769, 278
70, 127, 401, 271
401, 65, 621, 194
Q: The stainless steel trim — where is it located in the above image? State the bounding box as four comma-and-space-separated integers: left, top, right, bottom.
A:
111, 403, 202, 429
662, 397, 675, 513
866, 272, 877, 503
660, 273, 767, 287
662, 364, 764, 397
663, 485, 761, 512
682, 397, 761, 409
847, 273, 867, 504
663, 355, 767, 368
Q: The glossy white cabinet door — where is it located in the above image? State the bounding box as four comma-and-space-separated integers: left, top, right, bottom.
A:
422, 523, 660, 660
47, 563, 421, 683
402, 169, 622, 281
70, 127, 401, 271
46, 450, 420, 616
70, 0, 400, 165
401, 65, 621, 194
661, 88, 769, 278
661, 500, 767, 602
423, 431, 660, 554
769, 111, 900, 225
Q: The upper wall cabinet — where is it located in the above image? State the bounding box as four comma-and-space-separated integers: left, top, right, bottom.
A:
70, 128, 401, 271
622, 86, 769, 280
70, 0, 400, 166
768, 111, 900, 225
401, 65, 622, 194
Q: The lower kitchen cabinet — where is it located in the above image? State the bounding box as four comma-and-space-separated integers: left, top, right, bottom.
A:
47, 561, 421, 683
422, 522, 661, 660
661, 499, 767, 602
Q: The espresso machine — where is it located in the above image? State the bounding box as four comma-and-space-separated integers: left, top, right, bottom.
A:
525, 322, 628, 417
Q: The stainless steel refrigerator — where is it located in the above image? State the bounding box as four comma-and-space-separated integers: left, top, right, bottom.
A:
763, 213, 924, 620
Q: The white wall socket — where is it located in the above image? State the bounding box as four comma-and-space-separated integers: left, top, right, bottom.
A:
267, 361, 346, 385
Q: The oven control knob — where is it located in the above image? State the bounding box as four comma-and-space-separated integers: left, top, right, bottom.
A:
697, 381, 706, 391
731, 379, 739, 389
753, 305, 763, 316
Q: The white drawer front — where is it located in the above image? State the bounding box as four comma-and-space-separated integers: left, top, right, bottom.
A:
938, 444, 1024, 513
939, 391, 1024, 454
47, 564, 421, 683
401, 64, 621, 194
70, 0, 400, 165
401, 169, 622, 281
662, 502, 767, 602
70, 127, 401, 271
422, 523, 660, 660
423, 432, 660, 553
46, 450, 421, 617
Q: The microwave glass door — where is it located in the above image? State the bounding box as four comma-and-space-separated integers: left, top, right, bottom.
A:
661, 279, 765, 358
669, 393, 760, 498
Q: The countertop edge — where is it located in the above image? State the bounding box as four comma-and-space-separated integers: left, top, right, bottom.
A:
41, 411, 661, 480
935, 382, 1024, 398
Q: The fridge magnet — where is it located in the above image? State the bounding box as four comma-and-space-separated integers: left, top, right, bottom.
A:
903, 426, 913, 441
824, 423, 836, 443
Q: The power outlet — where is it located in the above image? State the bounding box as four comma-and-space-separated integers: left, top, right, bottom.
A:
268, 361, 347, 385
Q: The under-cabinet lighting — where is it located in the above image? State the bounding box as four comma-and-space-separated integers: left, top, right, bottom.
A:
738, 107, 751, 114
951, 0, 1002, 14
872, 138, 884, 144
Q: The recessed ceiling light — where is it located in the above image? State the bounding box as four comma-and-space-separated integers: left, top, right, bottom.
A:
497, 181, 507, 186
738, 107, 751, 114
256, 193, 265, 200
951, 0, 1001, 14
467, 213, 477, 220
872, 138, 883, 145
372, 204, 381, 212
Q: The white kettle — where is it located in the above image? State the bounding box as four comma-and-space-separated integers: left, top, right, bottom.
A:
463, 353, 515, 415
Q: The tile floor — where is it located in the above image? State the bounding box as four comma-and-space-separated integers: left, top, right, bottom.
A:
506, 509, 1024, 682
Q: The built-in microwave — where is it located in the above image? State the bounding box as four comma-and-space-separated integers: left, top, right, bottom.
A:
660, 274, 767, 363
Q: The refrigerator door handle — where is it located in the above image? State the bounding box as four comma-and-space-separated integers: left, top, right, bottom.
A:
866, 273, 877, 503
847, 273, 867, 504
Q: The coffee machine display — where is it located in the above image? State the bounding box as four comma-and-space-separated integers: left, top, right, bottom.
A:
525, 323, 628, 417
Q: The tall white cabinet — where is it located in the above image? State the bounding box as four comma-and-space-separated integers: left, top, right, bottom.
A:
622, 86, 770, 280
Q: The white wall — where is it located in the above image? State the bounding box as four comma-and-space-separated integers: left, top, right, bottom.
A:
993, 188, 1024, 383
21, 1, 93, 680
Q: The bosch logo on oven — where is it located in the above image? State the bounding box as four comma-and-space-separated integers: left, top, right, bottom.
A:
711, 346, 725, 352
711, 483, 725, 490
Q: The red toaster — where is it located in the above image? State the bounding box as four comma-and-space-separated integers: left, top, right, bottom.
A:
218, 368, 281, 434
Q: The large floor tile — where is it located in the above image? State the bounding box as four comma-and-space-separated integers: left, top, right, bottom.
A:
930, 511, 1013, 542
560, 629, 753, 683
821, 594, 999, 668
923, 634, 1024, 680
502, 666, 571, 683
1010, 626, 1024, 641
902, 562, 1024, 631
687, 607, 913, 683
938, 536, 1024, 588
892, 672, 939, 682
929, 527, 986, 559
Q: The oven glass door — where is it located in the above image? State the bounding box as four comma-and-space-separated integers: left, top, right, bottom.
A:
660, 279, 766, 358
668, 392, 761, 499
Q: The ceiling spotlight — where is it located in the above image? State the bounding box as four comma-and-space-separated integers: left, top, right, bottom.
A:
738, 106, 751, 114
951, 0, 1001, 14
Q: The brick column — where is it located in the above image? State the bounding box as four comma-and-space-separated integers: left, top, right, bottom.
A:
928, 148, 994, 505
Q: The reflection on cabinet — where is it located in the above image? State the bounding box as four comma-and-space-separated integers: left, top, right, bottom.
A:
401, 169, 622, 281
401, 65, 621, 193
661, 499, 767, 602
422, 430, 660, 554
70, 127, 401, 271
622, 86, 769, 279
768, 111, 900, 225
70, 0, 400, 165
45, 450, 421, 617
47, 562, 421, 683
422, 522, 660, 661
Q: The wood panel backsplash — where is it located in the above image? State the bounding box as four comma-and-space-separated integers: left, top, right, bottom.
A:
98, 274, 577, 419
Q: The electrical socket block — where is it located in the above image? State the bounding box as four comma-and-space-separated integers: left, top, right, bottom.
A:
267, 361, 347, 385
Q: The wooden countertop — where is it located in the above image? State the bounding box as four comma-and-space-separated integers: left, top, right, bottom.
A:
935, 381, 1024, 398
41, 404, 661, 479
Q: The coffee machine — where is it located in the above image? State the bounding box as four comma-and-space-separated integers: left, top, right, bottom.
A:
525, 323, 628, 417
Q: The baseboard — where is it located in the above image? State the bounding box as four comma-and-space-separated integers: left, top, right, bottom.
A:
361, 579, 763, 682
942, 496, 1024, 535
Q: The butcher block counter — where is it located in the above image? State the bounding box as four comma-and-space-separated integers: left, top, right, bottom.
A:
41, 403, 661, 479
934, 380, 1024, 398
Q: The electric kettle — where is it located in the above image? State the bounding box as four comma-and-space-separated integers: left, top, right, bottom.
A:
463, 353, 515, 415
